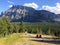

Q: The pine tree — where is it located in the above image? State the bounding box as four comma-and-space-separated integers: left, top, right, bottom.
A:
20, 21, 26, 33
14, 24, 20, 33
39, 28, 42, 35
48, 28, 51, 35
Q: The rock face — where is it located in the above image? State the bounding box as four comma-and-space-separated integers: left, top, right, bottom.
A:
0, 5, 60, 22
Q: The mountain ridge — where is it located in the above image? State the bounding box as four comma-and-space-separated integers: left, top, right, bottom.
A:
0, 5, 60, 22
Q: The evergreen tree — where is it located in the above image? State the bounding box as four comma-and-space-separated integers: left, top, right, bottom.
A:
20, 21, 26, 33
39, 28, 42, 35
48, 28, 51, 35
13, 24, 20, 33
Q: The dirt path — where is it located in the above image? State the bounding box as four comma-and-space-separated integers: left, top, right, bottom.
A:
0, 33, 60, 45
19, 33, 60, 45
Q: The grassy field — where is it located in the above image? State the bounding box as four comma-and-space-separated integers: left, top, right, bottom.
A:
0, 33, 60, 45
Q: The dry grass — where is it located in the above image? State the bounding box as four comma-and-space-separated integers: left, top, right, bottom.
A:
0, 33, 60, 45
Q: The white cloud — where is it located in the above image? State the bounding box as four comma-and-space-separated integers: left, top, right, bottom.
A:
8, 0, 14, 4
41, 2, 60, 14
23, 2, 38, 9
9, 5, 13, 7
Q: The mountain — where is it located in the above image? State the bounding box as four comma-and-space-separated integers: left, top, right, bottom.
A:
0, 5, 60, 22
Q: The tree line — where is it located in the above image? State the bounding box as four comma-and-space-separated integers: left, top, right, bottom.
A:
0, 16, 60, 37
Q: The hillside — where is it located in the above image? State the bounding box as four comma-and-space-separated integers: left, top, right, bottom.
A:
0, 5, 60, 22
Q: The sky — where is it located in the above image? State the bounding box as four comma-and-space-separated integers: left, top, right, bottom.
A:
0, 0, 60, 14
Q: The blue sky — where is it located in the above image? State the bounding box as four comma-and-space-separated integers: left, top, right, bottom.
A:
0, 0, 60, 14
